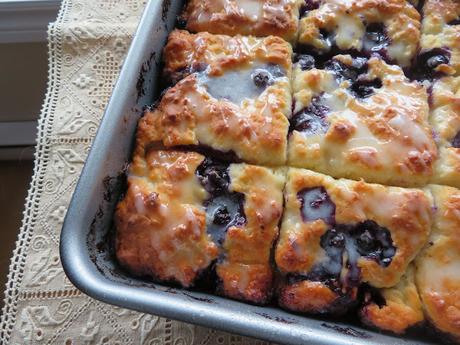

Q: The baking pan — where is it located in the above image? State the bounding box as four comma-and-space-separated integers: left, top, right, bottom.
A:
60, 1, 438, 344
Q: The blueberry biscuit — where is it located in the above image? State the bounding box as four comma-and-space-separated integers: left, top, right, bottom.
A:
116, 149, 284, 304
298, 0, 420, 67
288, 54, 437, 187
416, 185, 460, 342
182, 0, 303, 42
275, 168, 432, 315
139, 30, 291, 166
430, 76, 460, 188
419, 0, 460, 78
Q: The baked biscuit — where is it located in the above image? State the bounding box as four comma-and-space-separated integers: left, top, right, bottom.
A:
429, 76, 460, 188
416, 185, 460, 342
140, 30, 291, 166
298, 0, 420, 67
288, 54, 437, 187
359, 264, 424, 334
182, 0, 303, 42
275, 168, 432, 315
115, 149, 284, 304
419, 0, 460, 78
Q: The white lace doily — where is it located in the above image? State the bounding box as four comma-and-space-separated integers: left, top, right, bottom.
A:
0, 1, 272, 343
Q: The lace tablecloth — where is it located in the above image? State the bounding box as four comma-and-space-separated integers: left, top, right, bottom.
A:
0, 1, 271, 344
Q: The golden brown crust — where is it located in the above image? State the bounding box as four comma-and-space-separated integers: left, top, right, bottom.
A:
416, 185, 460, 342
115, 150, 218, 287
298, 0, 420, 67
421, 0, 460, 76
217, 164, 285, 303
360, 265, 424, 334
182, 0, 302, 42
276, 168, 433, 314
289, 56, 437, 187
429, 76, 460, 188
136, 73, 290, 166
278, 280, 340, 313
163, 30, 292, 84
115, 149, 285, 303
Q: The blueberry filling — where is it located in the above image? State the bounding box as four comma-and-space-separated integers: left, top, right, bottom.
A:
200, 63, 284, 104
452, 130, 460, 148
362, 23, 390, 57
322, 221, 396, 270
288, 220, 395, 302
290, 96, 330, 135
350, 78, 383, 98
294, 54, 316, 71
411, 48, 451, 80
297, 187, 336, 225
196, 157, 231, 193
325, 57, 368, 83
196, 158, 246, 246
205, 194, 246, 245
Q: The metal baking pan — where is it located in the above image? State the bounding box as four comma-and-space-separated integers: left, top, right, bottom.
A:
60, 1, 438, 344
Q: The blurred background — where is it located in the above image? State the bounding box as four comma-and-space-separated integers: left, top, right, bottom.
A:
0, 0, 59, 306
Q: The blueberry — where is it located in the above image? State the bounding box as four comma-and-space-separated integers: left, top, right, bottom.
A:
213, 205, 231, 225
412, 48, 451, 80
325, 57, 368, 83
357, 229, 377, 252
196, 158, 230, 194
205, 194, 246, 245
297, 187, 336, 225
350, 221, 396, 267
452, 130, 460, 148
350, 78, 382, 98
426, 54, 449, 69
290, 96, 330, 135
363, 23, 389, 55
295, 54, 316, 71
329, 232, 346, 248
252, 69, 274, 88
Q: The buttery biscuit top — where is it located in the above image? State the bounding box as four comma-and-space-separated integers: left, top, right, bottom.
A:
275, 168, 432, 314
420, 0, 460, 77
137, 31, 292, 166
115, 149, 284, 303
430, 76, 460, 188
416, 185, 460, 342
115, 150, 217, 287
182, 0, 303, 42
163, 30, 292, 85
288, 54, 437, 187
298, 0, 421, 67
